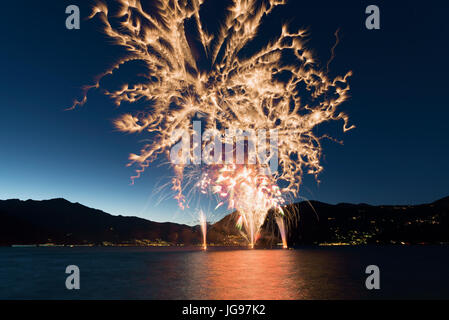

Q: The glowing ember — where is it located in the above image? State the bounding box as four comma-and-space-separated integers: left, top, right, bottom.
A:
73, 0, 353, 247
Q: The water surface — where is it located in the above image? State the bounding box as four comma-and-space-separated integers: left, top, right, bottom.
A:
1, 246, 448, 299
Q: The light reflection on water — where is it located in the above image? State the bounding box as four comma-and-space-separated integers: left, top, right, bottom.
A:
1, 246, 448, 299
185, 248, 361, 300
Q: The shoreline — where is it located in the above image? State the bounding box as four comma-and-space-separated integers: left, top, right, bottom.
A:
2, 242, 449, 248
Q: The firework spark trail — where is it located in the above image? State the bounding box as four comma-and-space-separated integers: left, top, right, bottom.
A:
327, 28, 340, 74
275, 215, 288, 248
73, 0, 354, 247
199, 210, 207, 250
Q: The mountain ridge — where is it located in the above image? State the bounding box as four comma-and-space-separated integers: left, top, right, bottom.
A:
1, 196, 449, 246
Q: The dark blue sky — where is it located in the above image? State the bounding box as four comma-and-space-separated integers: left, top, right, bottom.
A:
1, 0, 448, 225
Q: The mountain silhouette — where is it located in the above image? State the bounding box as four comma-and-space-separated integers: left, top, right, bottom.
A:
1, 197, 448, 246
0, 198, 200, 246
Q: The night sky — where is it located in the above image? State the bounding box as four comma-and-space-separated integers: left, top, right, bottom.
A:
1, 0, 448, 225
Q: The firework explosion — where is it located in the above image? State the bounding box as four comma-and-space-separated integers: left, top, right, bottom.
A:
73, 0, 353, 247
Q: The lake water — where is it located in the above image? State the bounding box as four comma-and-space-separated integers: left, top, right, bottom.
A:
1, 246, 448, 299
